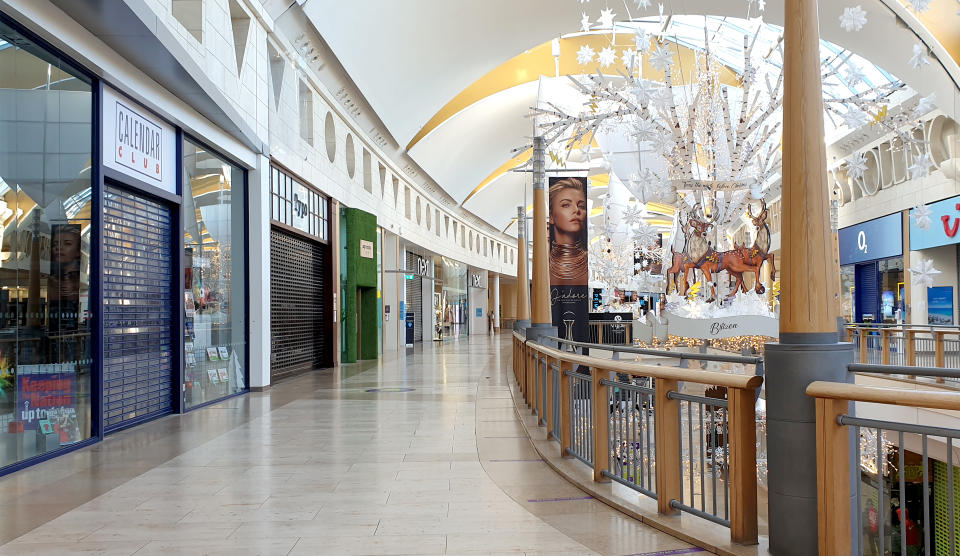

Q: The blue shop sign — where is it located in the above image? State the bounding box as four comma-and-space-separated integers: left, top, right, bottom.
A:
910, 195, 960, 250
838, 213, 902, 265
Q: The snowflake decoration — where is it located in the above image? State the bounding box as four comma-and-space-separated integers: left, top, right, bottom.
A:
911, 203, 933, 230
623, 204, 644, 226
597, 8, 616, 29
580, 12, 591, 33
909, 43, 930, 69
633, 117, 660, 141
621, 49, 638, 69
843, 65, 867, 87
913, 93, 936, 117
634, 28, 652, 53
746, 0, 766, 13
908, 257, 941, 289
576, 44, 596, 66
598, 46, 617, 68
846, 152, 868, 180
908, 152, 933, 179
908, 0, 931, 13
648, 44, 674, 71
633, 80, 660, 105
839, 6, 868, 32
635, 0, 652, 8
842, 109, 871, 129
633, 223, 660, 247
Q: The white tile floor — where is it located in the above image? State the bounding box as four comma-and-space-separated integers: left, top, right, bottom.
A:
0, 334, 697, 555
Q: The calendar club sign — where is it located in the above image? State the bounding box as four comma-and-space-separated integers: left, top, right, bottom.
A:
101, 86, 176, 195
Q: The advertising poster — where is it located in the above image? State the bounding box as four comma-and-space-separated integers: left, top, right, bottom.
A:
927, 286, 954, 325
548, 176, 589, 343
48, 223, 82, 331
16, 366, 77, 440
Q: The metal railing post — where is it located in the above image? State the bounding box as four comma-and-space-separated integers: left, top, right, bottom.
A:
592, 367, 610, 482
655, 378, 682, 516
728, 387, 759, 545
559, 360, 573, 458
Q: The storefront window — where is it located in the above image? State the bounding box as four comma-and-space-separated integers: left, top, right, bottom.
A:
879, 258, 904, 323
841, 265, 855, 323
0, 20, 93, 468
440, 257, 468, 338
182, 139, 246, 408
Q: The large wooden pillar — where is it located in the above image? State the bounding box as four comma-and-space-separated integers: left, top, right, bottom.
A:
764, 0, 856, 554
530, 136, 552, 327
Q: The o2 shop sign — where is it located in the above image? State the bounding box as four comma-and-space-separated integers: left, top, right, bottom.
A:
838, 213, 902, 265
102, 86, 176, 195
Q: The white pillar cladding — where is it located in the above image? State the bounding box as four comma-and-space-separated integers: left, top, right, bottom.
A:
382, 230, 400, 352
493, 273, 501, 330
249, 154, 271, 389
468, 268, 488, 335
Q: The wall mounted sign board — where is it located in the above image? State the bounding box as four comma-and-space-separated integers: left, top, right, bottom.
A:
101, 86, 176, 194
838, 213, 902, 266
910, 195, 960, 250
360, 240, 374, 259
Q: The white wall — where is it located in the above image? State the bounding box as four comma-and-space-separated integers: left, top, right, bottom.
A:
382, 230, 399, 352
468, 269, 488, 335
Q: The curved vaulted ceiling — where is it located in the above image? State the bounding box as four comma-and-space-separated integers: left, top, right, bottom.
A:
302, 0, 960, 236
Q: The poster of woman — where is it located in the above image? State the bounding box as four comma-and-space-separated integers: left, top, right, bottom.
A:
48, 224, 83, 332
549, 177, 589, 342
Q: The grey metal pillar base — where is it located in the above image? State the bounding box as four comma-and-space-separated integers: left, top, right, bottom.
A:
526, 324, 558, 347
765, 338, 857, 556
514, 319, 531, 335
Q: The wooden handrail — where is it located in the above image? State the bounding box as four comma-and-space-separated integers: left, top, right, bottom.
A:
527, 341, 763, 390
806, 381, 960, 411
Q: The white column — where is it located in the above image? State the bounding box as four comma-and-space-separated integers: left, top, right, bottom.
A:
493, 273, 501, 331
248, 154, 271, 389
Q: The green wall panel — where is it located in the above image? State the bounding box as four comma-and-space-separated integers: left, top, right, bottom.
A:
342, 207, 378, 362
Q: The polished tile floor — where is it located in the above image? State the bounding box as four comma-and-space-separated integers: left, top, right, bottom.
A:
0, 334, 695, 555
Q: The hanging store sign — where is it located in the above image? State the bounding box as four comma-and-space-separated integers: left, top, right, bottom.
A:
838, 213, 902, 265
910, 195, 960, 250
549, 176, 590, 343
360, 240, 374, 259
101, 86, 176, 194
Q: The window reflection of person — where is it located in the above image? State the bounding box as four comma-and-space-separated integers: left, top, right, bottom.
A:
549, 178, 588, 285
48, 225, 82, 333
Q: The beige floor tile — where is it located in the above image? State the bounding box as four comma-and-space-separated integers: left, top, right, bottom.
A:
289, 534, 446, 555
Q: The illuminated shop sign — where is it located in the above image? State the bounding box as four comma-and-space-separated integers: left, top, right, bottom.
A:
910, 195, 960, 250
101, 86, 176, 194
838, 213, 902, 265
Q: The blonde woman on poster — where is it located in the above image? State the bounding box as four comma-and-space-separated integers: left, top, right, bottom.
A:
549, 177, 588, 285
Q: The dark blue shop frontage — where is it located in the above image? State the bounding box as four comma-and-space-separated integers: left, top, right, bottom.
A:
0, 15, 249, 476
839, 213, 904, 324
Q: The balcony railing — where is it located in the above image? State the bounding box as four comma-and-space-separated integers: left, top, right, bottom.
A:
845, 324, 960, 378
513, 331, 763, 545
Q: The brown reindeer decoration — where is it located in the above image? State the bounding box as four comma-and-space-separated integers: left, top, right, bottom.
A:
678, 204, 722, 302
699, 200, 777, 297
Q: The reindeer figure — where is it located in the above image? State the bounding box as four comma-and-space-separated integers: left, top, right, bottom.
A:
709, 200, 777, 297
679, 204, 722, 302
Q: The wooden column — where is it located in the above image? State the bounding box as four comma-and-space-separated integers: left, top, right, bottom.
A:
881, 328, 891, 365
516, 208, 530, 325
906, 329, 917, 367
591, 368, 610, 482
815, 397, 852, 556
530, 137, 551, 326
779, 0, 840, 337
935, 331, 946, 382
655, 378, 682, 515
728, 388, 759, 545
859, 330, 868, 363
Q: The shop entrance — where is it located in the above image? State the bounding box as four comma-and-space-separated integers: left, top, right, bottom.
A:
269, 227, 331, 381
102, 185, 175, 432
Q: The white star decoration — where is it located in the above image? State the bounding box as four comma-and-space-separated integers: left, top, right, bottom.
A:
597, 8, 616, 29
635, 0, 652, 9
633, 117, 660, 140
580, 12, 591, 33
649, 44, 674, 71
634, 28, 652, 53
633, 223, 659, 247
913, 93, 936, 117
909, 257, 941, 289
576, 44, 596, 65
634, 80, 660, 104
908, 0, 931, 13
844, 65, 867, 86
621, 49, 638, 69
623, 204, 644, 226
846, 152, 868, 180
910, 43, 930, 69
842, 109, 870, 129
911, 203, 933, 230
598, 46, 617, 68
839, 6, 868, 32
908, 152, 933, 180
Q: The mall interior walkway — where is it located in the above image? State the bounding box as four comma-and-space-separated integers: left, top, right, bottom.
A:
0, 334, 693, 556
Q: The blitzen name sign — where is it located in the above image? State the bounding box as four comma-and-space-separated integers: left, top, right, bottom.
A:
102, 86, 176, 194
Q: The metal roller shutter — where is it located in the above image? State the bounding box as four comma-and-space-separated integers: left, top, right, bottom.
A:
270, 227, 330, 381
102, 186, 174, 432
404, 252, 422, 342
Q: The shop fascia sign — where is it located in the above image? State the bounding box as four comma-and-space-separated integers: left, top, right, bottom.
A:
470, 273, 484, 288
101, 86, 176, 194
291, 181, 309, 232
910, 195, 960, 250
838, 213, 903, 265
360, 240, 374, 259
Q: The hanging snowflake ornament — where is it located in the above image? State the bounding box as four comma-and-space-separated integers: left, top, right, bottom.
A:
908, 257, 941, 288
746, 0, 766, 13
621, 49, 638, 69
598, 46, 617, 68
633, 223, 660, 248
635, 0, 652, 9
648, 44, 675, 72
909, 43, 930, 69
908, 152, 934, 179
846, 152, 868, 180
908, 0, 931, 13
911, 203, 933, 230
580, 12, 592, 33
842, 109, 871, 129
633, 117, 660, 140
597, 8, 616, 29
634, 28, 652, 53
839, 6, 868, 32
576, 44, 596, 65
623, 204, 644, 226
913, 93, 936, 118
633, 80, 661, 105
844, 65, 867, 87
